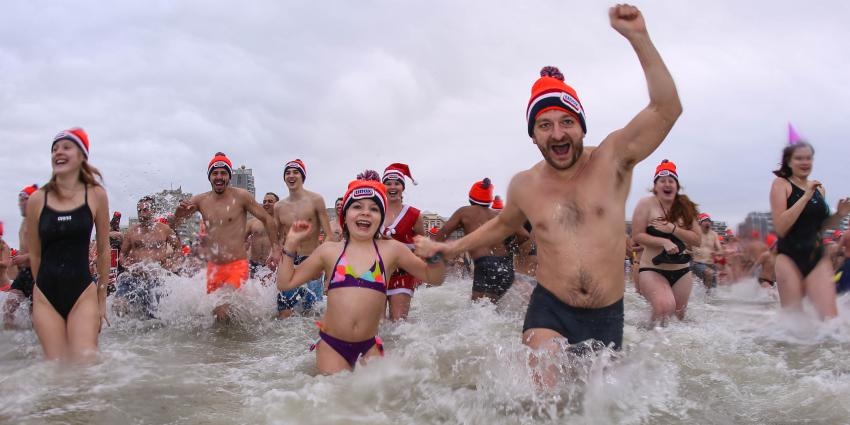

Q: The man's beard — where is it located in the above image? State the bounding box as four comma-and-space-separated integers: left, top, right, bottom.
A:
540, 142, 583, 171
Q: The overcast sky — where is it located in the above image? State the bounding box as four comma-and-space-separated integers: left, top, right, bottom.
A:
2, 1, 849, 248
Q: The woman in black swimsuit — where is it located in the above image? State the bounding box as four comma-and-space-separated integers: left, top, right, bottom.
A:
769, 142, 850, 319
632, 160, 701, 324
26, 128, 111, 362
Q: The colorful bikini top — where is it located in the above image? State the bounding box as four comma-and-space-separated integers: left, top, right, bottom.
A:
329, 240, 387, 294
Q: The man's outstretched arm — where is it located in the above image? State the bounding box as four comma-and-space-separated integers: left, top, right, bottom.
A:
605, 4, 682, 166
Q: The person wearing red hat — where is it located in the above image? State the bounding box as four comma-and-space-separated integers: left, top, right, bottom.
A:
691, 213, 723, 291
24, 127, 112, 361
276, 171, 445, 374
770, 141, 850, 318
491, 196, 504, 211
246, 192, 279, 283
4, 184, 40, 328
416, 5, 681, 356
175, 152, 280, 321
273, 159, 337, 319
632, 159, 701, 323
754, 234, 778, 289
113, 196, 181, 317
380, 163, 426, 321
437, 178, 525, 303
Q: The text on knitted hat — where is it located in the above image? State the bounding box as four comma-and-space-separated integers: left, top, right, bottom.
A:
526, 66, 587, 137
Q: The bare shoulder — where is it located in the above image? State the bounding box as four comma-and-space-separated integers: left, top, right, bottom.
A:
29, 188, 46, 206
230, 187, 252, 203
376, 238, 405, 255
88, 184, 108, 200
193, 192, 211, 205
310, 191, 328, 209
635, 195, 654, 208
770, 177, 789, 192
316, 240, 344, 259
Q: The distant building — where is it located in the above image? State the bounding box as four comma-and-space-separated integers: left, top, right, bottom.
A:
232, 165, 256, 199
422, 212, 463, 240
710, 221, 728, 236
737, 212, 774, 240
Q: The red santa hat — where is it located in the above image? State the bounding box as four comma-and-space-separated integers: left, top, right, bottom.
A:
207, 152, 233, 178
698, 213, 711, 223
382, 163, 417, 187
284, 159, 307, 182
52, 127, 90, 158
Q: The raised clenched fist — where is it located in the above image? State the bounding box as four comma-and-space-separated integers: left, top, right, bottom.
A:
609, 4, 648, 40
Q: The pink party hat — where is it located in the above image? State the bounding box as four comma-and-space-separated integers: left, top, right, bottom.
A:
788, 123, 802, 145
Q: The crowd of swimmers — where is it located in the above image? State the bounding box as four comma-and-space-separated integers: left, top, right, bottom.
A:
0, 4, 848, 380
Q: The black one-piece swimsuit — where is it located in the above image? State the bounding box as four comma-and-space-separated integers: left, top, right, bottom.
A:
777, 179, 829, 277
36, 186, 94, 319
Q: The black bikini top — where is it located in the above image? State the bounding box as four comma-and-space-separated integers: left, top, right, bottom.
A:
647, 225, 692, 265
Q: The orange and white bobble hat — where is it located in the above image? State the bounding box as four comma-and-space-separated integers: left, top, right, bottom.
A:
52, 127, 90, 158
285, 159, 307, 182
526, 66, 586, 136
207, 152, 233, 178
654, 159, 678, 182
382, 163, 417, 188
341, 171, 388, 229
469, 178, 494, 206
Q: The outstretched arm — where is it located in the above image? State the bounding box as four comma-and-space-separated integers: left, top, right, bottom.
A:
605, 4, 682, 167
416, 178, 526, 259
395, 239, 446, 284
435, 209, 463, 242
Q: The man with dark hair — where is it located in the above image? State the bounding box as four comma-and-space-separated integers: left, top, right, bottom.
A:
246, 192, 279, 280
273, 159, 336, 318
114, 196, 180, 317
417, 5, 681, 357
436, 178, 524, 303
175, 152, 279, 320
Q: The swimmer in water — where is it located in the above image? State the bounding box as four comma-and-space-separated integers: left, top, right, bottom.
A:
276, 171, 446, 374
769, 142, 850, 319
174, 152, 280, 321
632, 160, 700, 324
